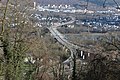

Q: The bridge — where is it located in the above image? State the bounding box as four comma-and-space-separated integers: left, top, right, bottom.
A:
47, 16, 94, 66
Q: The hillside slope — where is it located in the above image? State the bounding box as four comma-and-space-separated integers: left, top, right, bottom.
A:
36, 0, 120, 7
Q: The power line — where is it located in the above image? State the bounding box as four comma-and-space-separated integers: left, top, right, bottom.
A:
103, 0, 107, 8
113, 0, 119, 7
103, 0, 120, 9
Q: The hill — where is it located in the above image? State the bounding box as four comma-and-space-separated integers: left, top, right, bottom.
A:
36, 0, 78, 5
36, 0, 120, 7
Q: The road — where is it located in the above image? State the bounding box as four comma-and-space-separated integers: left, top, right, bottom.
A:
47, 16, 81, 64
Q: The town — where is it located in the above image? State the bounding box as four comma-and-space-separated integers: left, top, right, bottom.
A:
0, 0, 120, 80
35, 3, 120, 33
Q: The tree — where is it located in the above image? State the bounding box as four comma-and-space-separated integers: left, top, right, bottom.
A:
0, 0, 37, 80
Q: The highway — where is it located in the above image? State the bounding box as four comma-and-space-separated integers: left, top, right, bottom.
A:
47, 16, 81, 64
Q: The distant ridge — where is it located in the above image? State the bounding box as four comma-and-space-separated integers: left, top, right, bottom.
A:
36, 0, 120, 6
36, 0, 78, 5
81, 0, 120, 6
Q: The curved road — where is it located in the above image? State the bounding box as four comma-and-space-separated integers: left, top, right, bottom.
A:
47, 16, 81, 64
